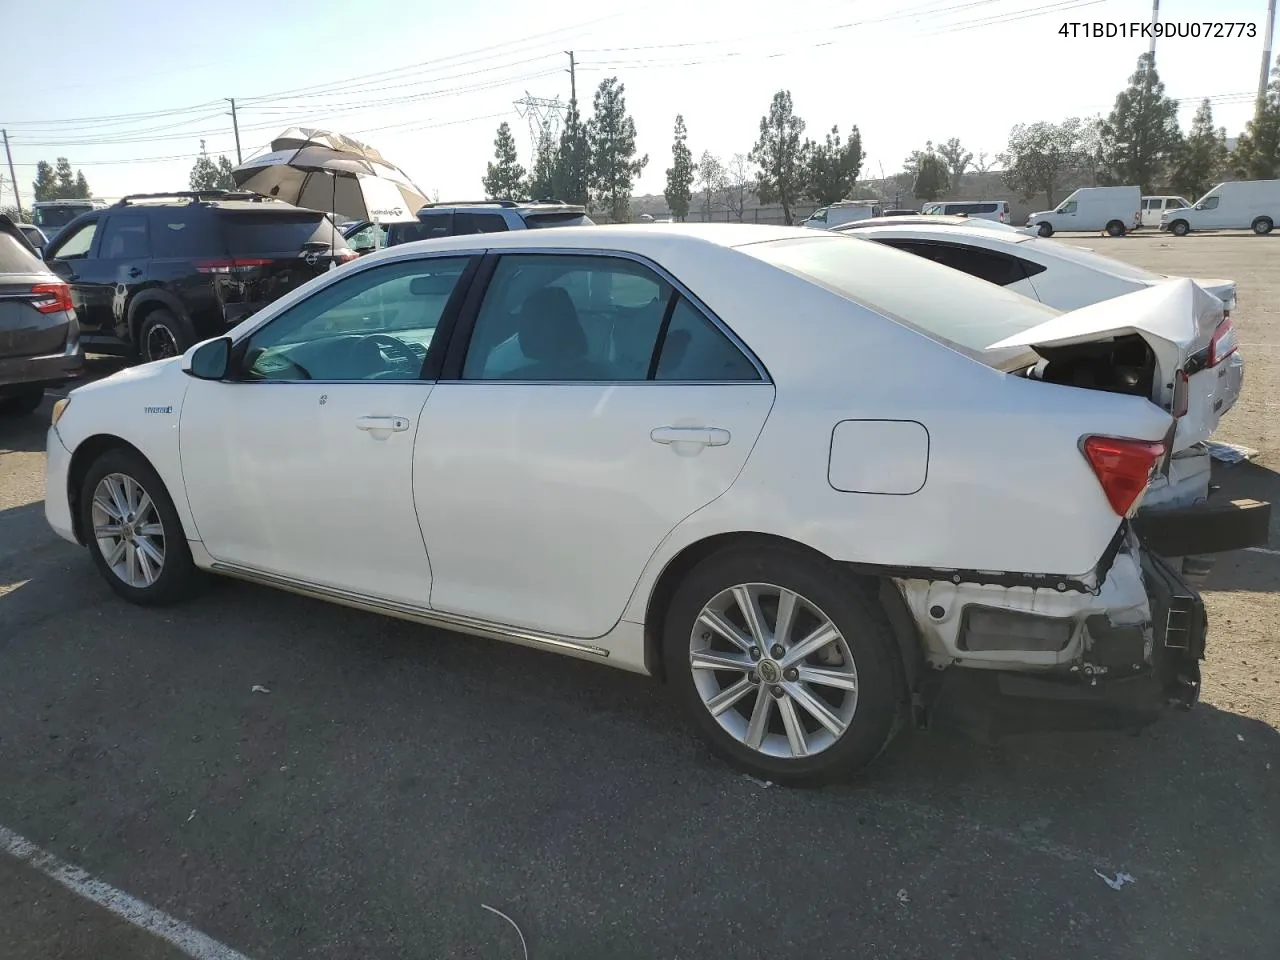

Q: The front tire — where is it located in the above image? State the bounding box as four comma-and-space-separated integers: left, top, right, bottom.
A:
0, 386, 45, 416
79, 447, 200, 606
1105, 220, 1126, 237
1036, 222, 1053, 237
137, 309, 196, 364
1252, 217, 1273, 235
663, 545, 903, 785
1170, 219, 1190, 236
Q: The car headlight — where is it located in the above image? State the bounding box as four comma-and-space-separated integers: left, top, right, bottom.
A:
51, 397, 70, 426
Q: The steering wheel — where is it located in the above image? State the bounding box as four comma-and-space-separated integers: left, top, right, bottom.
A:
361, 333, 418, 370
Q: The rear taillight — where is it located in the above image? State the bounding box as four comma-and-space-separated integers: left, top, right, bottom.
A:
31, 281, 73, 314
1171, 370, 1190, 418
335, 249, 359, 263
1082, 436, 1167, 516
194, 257, 274, 274
1208, 316, 1237, 367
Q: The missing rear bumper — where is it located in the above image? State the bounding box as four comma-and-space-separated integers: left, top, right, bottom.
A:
1133, 497, 1271, 556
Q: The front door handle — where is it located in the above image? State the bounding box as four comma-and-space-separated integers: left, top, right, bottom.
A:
127, 267, 143, 278
356, 415, 410, 437
650, 426, 730, 447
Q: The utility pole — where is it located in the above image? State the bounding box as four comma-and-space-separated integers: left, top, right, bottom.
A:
565, 50, 576, 106
1148, 0, 1159, 65
1258, 0, 1277, 120
226, 98, 242, 164
2, 129, 21, 217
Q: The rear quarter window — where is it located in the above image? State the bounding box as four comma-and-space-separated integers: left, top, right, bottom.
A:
218, 212, 347, 256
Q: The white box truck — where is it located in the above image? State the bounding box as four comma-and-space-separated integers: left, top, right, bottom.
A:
1025, 186, 1141, 237
1160, 180, 1280, 236
800, 200, 883, 229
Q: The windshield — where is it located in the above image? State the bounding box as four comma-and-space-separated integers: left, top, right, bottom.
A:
741, 234, 1054, 366
33, 205, 91, 229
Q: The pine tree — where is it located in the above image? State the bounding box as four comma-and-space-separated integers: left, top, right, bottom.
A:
913, 152, 951, 202
33, 161, 57, 202
1234, 56, 1280, 180
527, 126, 558, 200
750, 90, 807, 224
554, 102, 592, 207
586, 77, 648, 221
664, 115, 695, 222
482, 122, 527, 200
1098, 53, 1182, 192
806, 124, 864, 205
1171, 100, 1228, 200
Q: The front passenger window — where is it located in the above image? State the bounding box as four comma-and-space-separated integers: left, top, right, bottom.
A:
52, 221, 97, 259
239, 256, 471, 382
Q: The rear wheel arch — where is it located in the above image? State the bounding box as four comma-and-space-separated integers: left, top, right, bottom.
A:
67, 436, 177, 544
642, 532, 917, 697
127, 291, 193, 348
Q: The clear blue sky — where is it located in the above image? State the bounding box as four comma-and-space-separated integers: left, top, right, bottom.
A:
1, 0, 1275, 207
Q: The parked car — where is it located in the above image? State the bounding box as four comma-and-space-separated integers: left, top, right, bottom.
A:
919, 200, 1011, 223
880, 208, 919, 217
44, 225, 1269, 783
840, 219, 1254, 575
1027, 185, 1142, 237
1140, 195, 1191, 228
340, 219, 388, 255
798, 201, 883, 229
17, 223, 49, 254
1161, 180, 1280, 236
384, 200, 594, 246
0, 214, 84, 415
40, 190, 359, 363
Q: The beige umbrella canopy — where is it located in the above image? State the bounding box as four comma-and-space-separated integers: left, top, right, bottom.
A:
231, 127, 426, 223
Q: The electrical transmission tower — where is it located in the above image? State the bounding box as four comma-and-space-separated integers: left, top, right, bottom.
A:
513, 92, 565, 166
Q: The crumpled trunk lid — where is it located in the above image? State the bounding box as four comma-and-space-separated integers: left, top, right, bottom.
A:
988, 278, 1235, 451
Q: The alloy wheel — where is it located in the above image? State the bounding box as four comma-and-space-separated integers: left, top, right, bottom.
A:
91, 472, 166, 588
689, 583, 859, 759
145, 324, 180, 362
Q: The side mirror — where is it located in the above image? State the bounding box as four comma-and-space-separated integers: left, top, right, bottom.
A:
183, 337, 232, 380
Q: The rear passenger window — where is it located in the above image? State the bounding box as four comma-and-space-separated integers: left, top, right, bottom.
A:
455, 212, 509, 234
656, 298, 759, 381
99, 215, 151, 259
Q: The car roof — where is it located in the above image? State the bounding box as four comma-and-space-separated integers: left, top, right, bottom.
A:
834, 215, 1029, 235
416, 200, 587, 215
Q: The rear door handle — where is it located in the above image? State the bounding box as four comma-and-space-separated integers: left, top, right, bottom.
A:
356, 415, 410, 435
650, 426, 730, 447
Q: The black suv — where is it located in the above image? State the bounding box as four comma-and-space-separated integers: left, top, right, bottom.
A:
343, 200, 593, 254
41, 191, 358, 362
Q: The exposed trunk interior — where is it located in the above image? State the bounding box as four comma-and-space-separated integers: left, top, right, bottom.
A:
1021, 334, 1159, 404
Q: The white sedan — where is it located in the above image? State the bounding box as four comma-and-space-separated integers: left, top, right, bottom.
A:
43, 225, 1267, 783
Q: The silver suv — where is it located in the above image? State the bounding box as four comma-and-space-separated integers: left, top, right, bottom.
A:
386, 200, 593, 246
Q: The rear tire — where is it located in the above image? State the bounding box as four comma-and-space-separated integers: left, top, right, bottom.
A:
1105, 220, 1126, 237
0, 386, 45, 416
79, 446, 201, 606
1036, 222, 1053, 237
137, 308, 196, 364
1252, 217, 1273, 236
662, 544, 903, 785
1170, 219, 1190, 237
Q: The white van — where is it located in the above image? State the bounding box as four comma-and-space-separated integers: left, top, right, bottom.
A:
1139, 195, 1190, 228
1161, 180, 1280, 236
919, 200, 1011, 223
800, 200, 883, 229
1026, 185, 1141, 237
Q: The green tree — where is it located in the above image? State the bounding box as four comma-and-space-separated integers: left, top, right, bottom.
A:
750, 90, 807, 224
901, 140, 935, 179
189, 140, 237, 191
913, 151, 950, 202
586, 77, 647, 221
999, 118, 1092, 207
1171, 99, 1229, 201
32, 157, 90, 200
697, 150, 726, 219
806, 124, 863, 205
527, 126, 558, 200
663, 115, 695, 221
937, 137, 973, 180
1097, 53, 1182, 192
1233, 56, 1280, 180
482, 122, 527, 199
554, 102, 592, 207
32, 161, 57, 201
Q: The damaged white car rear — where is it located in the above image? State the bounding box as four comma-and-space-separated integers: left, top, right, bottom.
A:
43, 225, 1271, 785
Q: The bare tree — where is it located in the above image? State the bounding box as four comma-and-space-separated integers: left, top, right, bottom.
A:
725, 153, 749, 222
972, 151, 995, 174
697, 150, 727, 220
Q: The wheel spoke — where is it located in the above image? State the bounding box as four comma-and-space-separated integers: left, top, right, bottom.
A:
105, 477, 130, 522
797, 665, 858, 692
136, 536, 164, 573
92, 495, 122, 523
134, 491, 154, 523
138, 523, 164, 538
105, 538, 127, 568
125, 541, 140, 586
690, 650, 753, 673
697, 608, 753, 653
777, 696, 808, 758
744, 686, 772, 750
706, 677, 755, 716
123, 476, 142, 515
135, 542, 157, 585
732, 586, 768, 646
781, 622, 841, 666
785, 682, 848, 738
93, 523, 123, 538
773, 588, 799, 646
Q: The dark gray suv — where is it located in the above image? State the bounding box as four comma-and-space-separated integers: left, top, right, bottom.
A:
0, 215, 84, 415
